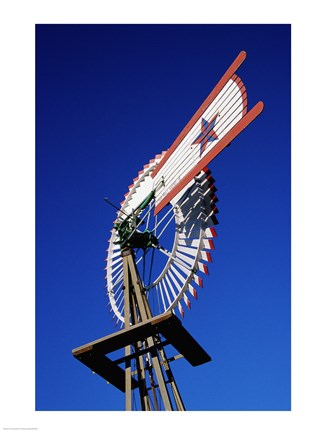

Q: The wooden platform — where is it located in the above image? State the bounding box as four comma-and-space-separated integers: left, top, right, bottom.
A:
72, 311, 211, 392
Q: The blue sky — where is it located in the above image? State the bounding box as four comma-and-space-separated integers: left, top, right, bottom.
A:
36, 24, 290, 411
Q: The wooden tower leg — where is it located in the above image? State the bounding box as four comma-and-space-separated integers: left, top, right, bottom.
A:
158, 344, 185, 410
122, 250, 133, 411
121, 247, 184, 411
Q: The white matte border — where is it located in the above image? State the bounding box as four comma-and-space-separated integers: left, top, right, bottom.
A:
0, 1, 322, 431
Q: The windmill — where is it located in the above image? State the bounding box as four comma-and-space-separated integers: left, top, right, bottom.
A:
72, 51, 264, 410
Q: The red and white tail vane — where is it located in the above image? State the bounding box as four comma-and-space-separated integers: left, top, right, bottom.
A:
151, 51, 264, 215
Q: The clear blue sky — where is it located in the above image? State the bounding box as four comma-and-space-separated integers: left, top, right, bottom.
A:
36, 24, 290, 411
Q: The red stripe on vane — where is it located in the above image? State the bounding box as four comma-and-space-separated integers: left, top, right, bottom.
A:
206, 227, 217, 238
207, 239, 215, 250
202, 251, 212, 263
194, 275, 203, 287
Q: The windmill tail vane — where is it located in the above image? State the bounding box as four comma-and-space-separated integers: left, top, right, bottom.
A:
151, 50, 264, 216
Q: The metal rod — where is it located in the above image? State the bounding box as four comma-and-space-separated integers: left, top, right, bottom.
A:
153, 244, 193, 271
104, 197, 129, 217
